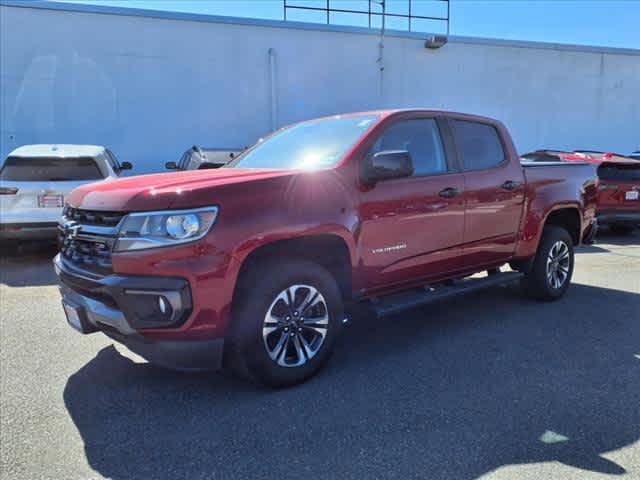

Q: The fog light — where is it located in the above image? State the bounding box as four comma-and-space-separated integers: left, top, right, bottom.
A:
122, 288, 189, 329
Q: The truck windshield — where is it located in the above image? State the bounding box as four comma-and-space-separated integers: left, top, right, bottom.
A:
226, 115, 379, 170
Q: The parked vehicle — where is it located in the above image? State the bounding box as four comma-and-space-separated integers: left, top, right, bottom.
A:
522, 149, 640, 234
165, 146, 241, 171
55, 110, 597, 387
0, 145, 131, 239
630, 151, 640, 160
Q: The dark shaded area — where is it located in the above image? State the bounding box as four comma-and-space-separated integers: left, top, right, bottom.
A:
64, 283, 640, 480
0, 240, 57, 287
579, 228, 639, 254
596, 226, 639, 245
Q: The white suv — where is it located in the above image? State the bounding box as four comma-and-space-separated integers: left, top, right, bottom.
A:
0, 144, 131, 240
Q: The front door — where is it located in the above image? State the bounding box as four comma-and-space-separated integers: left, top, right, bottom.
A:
357, 116, 465, 294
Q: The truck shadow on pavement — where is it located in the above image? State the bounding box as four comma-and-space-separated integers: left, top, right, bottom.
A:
63, 283, 640, 480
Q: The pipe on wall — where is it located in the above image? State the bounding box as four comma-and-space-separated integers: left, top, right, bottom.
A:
268, 47, 278, 132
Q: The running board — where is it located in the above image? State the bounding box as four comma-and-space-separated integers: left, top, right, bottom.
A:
371, 271, 524, 317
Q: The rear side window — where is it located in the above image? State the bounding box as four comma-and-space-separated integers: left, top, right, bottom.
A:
450, 120, 505, 170
597, 163, 640, 182
0, 157, 104, 181
369, 118, 447, 176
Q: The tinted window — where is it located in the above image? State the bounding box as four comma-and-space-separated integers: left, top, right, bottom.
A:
0, 157, 104, 181
105, 149, 122, 172
451, 120, 505, 170
598, 164, 640, 182
369, 119, 447, 176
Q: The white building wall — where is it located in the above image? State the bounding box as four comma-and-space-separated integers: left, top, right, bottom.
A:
1, 1, 639, 173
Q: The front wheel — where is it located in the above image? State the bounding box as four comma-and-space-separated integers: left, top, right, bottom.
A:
227, 259, 343, 388
521, 226, 574, 301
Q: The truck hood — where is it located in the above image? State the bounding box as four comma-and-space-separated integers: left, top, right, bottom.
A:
67, 168, 296, 211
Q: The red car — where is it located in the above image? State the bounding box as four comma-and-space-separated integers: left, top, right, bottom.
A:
522, 149, 640, 234
55, 110, 597, 387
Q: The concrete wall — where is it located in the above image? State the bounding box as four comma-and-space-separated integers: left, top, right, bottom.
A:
1, 1, 639, 173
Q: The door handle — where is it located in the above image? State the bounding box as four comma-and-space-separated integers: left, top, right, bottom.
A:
438, 187, 461, 199
501, 180, 521, 191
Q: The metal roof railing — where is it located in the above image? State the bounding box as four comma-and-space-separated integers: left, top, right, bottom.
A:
283, 0, 450, 35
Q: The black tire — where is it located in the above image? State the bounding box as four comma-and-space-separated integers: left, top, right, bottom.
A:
610, 224, 634, 235
225, 259, 343, 388
521, 226, 574, 301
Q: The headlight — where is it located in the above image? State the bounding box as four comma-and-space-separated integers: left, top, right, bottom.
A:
114, 206, 218, 252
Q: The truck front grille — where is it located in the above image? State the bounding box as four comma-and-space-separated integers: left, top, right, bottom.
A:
58, 208, 125, 275
63, 207, 125, 227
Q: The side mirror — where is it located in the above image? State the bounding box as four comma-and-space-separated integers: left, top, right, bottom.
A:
165, 161, 178, 170
120, 161, 133, 171
364, 150, 414, 184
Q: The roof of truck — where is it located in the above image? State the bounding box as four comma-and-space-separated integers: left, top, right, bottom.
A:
8, 144, 106, 158
307, 109, 502, 125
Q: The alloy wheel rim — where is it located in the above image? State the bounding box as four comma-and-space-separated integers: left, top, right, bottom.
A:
546, 240, 570, 289
262, 284, 329, 367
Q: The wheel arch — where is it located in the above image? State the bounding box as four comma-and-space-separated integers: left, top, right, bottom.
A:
543, 206, 582, 245
232, 233, 354, 308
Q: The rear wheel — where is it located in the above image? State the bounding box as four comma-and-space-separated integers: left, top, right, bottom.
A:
521, 226, 574, 301
226, 259, 343, 387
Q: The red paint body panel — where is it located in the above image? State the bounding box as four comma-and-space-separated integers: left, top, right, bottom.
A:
64, 110, 597, 342
514, 164, 598, 259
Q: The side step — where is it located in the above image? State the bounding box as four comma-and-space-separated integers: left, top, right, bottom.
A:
371, 271, 524, 317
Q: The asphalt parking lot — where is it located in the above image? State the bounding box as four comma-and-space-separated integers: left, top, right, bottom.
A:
1, 231, 639, 480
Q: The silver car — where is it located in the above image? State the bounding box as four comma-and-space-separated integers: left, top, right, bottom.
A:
0, 144, 131, 239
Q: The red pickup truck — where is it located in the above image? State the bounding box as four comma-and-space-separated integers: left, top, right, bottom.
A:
55, 110, 597, 387
522, 149, 640, 234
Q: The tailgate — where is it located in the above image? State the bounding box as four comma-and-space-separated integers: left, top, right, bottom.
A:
597, 162, 640, 209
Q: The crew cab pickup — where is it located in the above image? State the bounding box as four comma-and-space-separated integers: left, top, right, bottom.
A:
55, 110, 598, 387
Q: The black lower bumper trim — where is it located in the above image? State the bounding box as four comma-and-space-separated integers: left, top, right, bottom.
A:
54, 253, 192, 329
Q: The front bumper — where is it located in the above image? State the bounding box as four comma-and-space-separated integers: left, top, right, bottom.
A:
597, 210, 640, 226
54, 254, 224, 371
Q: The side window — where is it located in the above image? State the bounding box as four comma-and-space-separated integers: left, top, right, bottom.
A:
450, 120, 505, 170
105, 149, 120, 172
370, 119, 447, 176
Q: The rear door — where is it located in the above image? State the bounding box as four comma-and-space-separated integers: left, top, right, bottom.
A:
0, 156, 106, 224
357, 115, 465, 292
448, 119, 525, 267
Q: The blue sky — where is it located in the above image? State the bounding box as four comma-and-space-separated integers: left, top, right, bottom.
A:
51, 0, 640, 49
